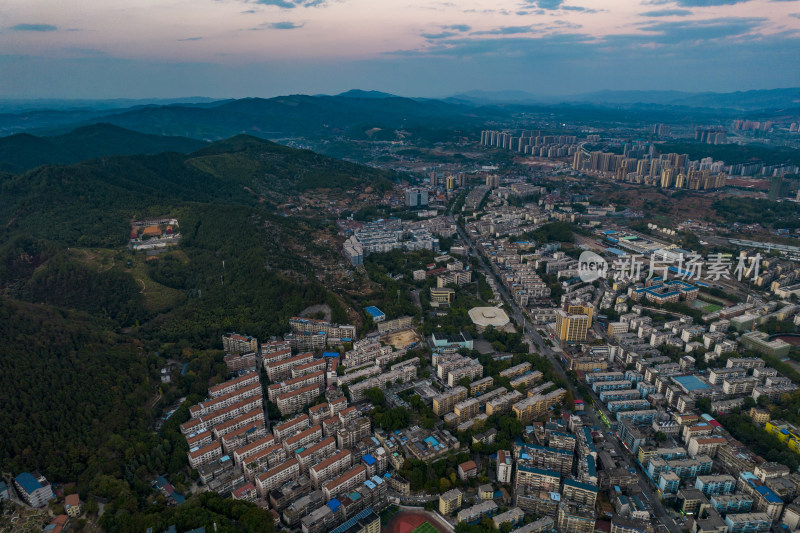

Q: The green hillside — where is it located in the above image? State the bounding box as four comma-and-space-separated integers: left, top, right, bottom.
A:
0, 123, 207, 173
0, 135, 392, 531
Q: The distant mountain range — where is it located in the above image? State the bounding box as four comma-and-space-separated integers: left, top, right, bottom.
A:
449, 88, 800, 110
0, 93, 502, 141
0, 123, 207, 173
0, 88, 799, 150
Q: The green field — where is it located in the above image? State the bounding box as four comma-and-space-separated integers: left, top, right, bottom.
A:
689, 299, 722, 313
411, 523, 439, 533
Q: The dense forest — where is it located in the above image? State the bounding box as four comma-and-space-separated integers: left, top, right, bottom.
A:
713, 197, 800, 229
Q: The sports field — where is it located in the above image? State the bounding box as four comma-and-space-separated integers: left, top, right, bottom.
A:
382, 511, 449, 533
411, 523, 440, 533
689, 299, 722, 313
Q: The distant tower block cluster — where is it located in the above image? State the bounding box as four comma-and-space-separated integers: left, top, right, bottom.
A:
573, 148, 727, 190
480, 130, 579, 158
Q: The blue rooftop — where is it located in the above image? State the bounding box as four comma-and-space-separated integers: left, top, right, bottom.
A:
365, 306, 385, 318
323, 352, 340, 358
15, 473, 42, 494
673, 375, 710, 391
328, 498, 342, 511
755, 486, 783, 504
518, 465, 561, 478
362, 454, 377, 465
564, 479, 599, 492
329, 508, 375, 533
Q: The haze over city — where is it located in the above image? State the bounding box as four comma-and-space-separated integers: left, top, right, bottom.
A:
3, 0, 800, 98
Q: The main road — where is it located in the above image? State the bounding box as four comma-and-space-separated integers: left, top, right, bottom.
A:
451, 212, 682, 533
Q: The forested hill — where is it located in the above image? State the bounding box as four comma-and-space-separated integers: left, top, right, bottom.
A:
0, 134, 393, 247
0, 134, 392, 531
0, 123, 207, 173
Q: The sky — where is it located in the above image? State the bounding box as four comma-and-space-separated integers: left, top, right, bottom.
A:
2, 0, 800, 99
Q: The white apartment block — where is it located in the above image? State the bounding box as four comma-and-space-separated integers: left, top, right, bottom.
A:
273, 414, 310, 442
209, 371, 260, 398
448, 362, 484, 387
220, 422, 267, 454
188, 441, 223, 469
268, 371, 326, 402
349, 365, 417, 402
277, 384, 323, 416
291, 359, 327, 379
297, 436, 337, 472
212, 408, 265, 439
181, 395, 263, 435
233, 434, 276, 466
322, 464, 366, 500
266, 352, 314, 382
256, 458, 299, 497
282, 424, 323, 455
261, 340, 291, 356
311, 449, 353, 488
186, 428, 213, 449
497, 449, 513, 483
688, 437, 728, 458
190, 382, 262, 418
242, 444, 286, 481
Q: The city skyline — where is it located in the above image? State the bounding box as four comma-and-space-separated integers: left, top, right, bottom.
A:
2, 0, 800, 98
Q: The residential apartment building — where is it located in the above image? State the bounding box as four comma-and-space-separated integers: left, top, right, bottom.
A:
557, 500, 596, 533
13, 473, 54, 508
562, 479, 598, 506
209, 371, 261, 398
266, 352, 314, 383
447, 362, 484, 387
695, 474, 736, 495
291, 359, 328, 379
267, 371, 326, 402
242, 444, 286, 481
497, 449, 513, 483
283, 424, 323, 455
322, 464, 367, 501
555, 310, 590, 343
289, 317, 356, 343
188, 441, 223, 469
500, 362, 532, 380
297, 436, 337, 472
688, 437, 727, 458
211, 408, 265, 439
337, 418, 372, 449
516, 466, 561, 492
517, 444, 574, 476
723, 513, 772, 533
277, 384, 322, 416
220, 422, 267, 454
512, 388, 566, 422
470, 377, 494, 395
348, 364, 417, 402
310, 449, 353, 488
273, 414, 310, 441
256, 458, 300, 497
439, 488, 463, 515
223, 333, 258, 354
181, 395, 264, 435
453, 398, 480, 423
233, 434, 276, 466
